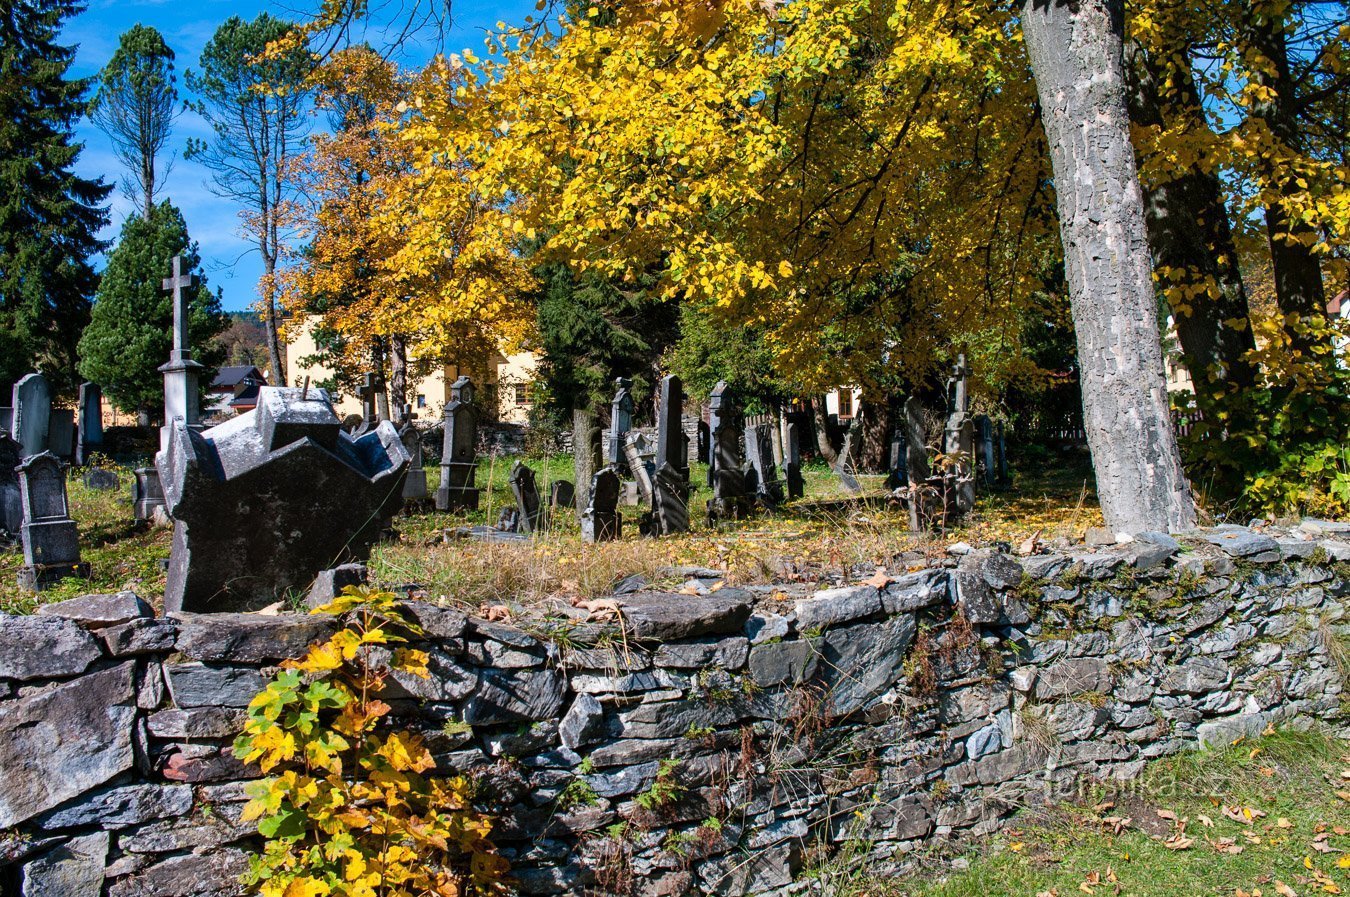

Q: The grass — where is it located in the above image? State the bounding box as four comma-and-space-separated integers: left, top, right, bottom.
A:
829, 727, 1350, 897
0, 445, 1103, 614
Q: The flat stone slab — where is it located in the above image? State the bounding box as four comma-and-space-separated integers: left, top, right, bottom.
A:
615, 591, 752, 640
172, 613, 339, 664
0, 615, 102, 681
36, 591, 152, 628
1201, 526, 1280, 559
0, 663, 137, 828
36, 784, 193, 830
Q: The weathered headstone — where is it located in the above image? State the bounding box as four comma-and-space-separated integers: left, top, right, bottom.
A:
435, 376, 480, 512
399, 405, 428, 503
607, 377, 633, 469
158, 255, 204, 455
744, 423, 785, 506
903, 396, 930, 532
697, 420, 710, 466
886, 423, 908, 490
784, 422, 804, 500
975, 414, 996, 488
83, 469, 120, 491
707, 381, 751, 522
581, 468, 621, 543
0, 430, 22, 534
996, 420, 1008, 486
16, 453, 89, 591
132, 468, 165, 523
652, 462, 690, 535
47, 409, 75, 460
11, 373, 52, 458
623, 431, 655, 506
550, 480, 576, 510
158, 386, 410, 612
509, 460, 547, 535
655, 375, 688, 482
944, 359, 976, 515
75, 383, 104, 466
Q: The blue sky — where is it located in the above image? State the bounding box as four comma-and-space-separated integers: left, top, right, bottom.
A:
66, 0, 538, 312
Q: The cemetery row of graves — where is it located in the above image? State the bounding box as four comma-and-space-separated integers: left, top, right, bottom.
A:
0, 255, 1052, 614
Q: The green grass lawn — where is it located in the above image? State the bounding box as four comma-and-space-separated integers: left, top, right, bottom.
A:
827, 727, 1350, 897
0, 447, 1103, 614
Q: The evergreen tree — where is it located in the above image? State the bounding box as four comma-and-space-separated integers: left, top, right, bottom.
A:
77, 202, 227, 420
0, 0, 111, 394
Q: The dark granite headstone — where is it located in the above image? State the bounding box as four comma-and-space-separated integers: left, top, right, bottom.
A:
697, 420, 710, 466
83, 469, 120, 491
435, 377, 480, 512
399, 405, 428, 502
652, 461, 690, 535
581, 467, 621, 543
550, 480, 576, 510
996, 420, 1008, 486
886, 424, 908, 490
707, 381, 751, 523
16, 453, 89, 590
509, 460, 547, 535
655, 375, 688, 481
46, 409, 75, 461
12, 373, 51, 458
975, 414, 996, 487
784, 421, 804, 500
75, 383, 104, 466
158, 386, 410, 612
607, 377, 633, 469
743, 423, 785, 506
0, 431, 22, 534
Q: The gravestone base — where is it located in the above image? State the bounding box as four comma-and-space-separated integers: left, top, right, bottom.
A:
18, 560, 90, 592
706, 496, 753, 526
581, 511, 621, 543
132, 468, 165, 522
402, 469, 429, 503
83, 469, 120, 491
434, 485, 480, 512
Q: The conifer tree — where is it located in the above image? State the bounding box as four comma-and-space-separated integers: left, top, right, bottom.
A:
0, 0, 111, 394
77, 202, 227, 421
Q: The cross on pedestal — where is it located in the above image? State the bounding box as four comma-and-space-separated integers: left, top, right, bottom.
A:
162, 255, 200, 363
357, 373, 378, 424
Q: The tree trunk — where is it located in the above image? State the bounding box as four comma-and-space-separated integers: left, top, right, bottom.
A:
572, 405, 598, 516
262, 256, 286, 387
1021, 0, 1197, 533
859, 390, 893, 473
1239, 2, 1328, 341
389, 334, 409, 422
810, 395, 839, 465
1126, 39, 1259, 407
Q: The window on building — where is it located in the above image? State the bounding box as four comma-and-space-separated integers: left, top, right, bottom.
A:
416, 394, 427, 408
837, 391, 853, 419
514, 384, 532, 406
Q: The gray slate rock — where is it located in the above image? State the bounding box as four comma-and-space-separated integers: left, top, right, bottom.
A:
173, 612, 339, 664
745, 612, 790, 645
0, 663, 136, 827
0, 615, 102, 681
615, 591, 752, 640
36, 784, 192, 830
1203, 527, 1280, 559
1034, 657, 1112, 701
1162, 657, 1230, 694
20, 832, 108, 897
98, 619, 177, 656
36, 591, 152, 628
106, 849, 249, 897
166, 662, 267, 708
882, 569, 949, 613
817, 614, 917, 716
749, 639, 819, 687
147, 707, 246, 739
462, 668, 565, 725
559, 694, 605, 750
403, 600, 469, 639
794, 586, 882, 630
653, 636, 749, 670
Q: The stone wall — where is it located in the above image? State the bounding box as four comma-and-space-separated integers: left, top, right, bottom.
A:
1, 523, 1347, 896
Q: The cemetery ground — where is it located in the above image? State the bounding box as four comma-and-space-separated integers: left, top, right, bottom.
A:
839, 726, 1350, 896
0, 448, 1105, 614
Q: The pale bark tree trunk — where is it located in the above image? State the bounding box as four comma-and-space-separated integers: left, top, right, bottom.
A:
810, 395, 839, 466
1021, 0, 1198, 533
572, 406, 598, 516
389, 334, 409, 422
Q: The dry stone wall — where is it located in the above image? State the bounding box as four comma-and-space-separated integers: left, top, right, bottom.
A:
1, 523, 1348, 896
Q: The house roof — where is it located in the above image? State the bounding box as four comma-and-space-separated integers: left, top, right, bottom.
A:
230, 379, 262, 408
212, 365, 265, 390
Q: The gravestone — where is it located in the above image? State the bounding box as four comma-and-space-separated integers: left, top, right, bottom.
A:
707, 382, 751, 523
696, 420, 710, 466
158, 256, 204, 455
46, 410, 75, 460
607, 377, 633, 469
83, 469, 120, 491
996, 420, 1008, 486
886, 424, 908, 490
354, 373, 379, 436
435, 376, 480, 512
784, 422, 804, 500
132, 468, 166, 522
655, 375, 688, 482
12, 373, 52, 458
623, 431, 655, 506
942, 355, 975, 514
903, 396, 931, 532
75, 383, 104, 466
158, 386, 410, 612
743, 423, 785, 506
581, 468, 621, 543
0, 431, 21, 534
975, 414, 996, 488
652, 462, 690, 536
16, 453, 89, 591
550, 480, 576, 510
399, 405, 428, 503
509, 460, 547, 535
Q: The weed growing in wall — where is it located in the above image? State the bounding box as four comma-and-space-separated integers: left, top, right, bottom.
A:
233, 586, 509, 896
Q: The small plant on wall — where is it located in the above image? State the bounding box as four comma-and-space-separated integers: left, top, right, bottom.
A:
233, 586, 509, 896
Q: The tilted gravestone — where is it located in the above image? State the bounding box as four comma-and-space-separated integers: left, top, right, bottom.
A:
0, 431, 21, 534
744, 423, 785, 507
784, 421, 804, 500
435, 376, 480, 512
158, 386, 410, 612
623, 431, 655, 507
550, 480, 575, 510
607, 377, 634, 470
581, 467, 621, 543
16, 452, 89, 591
75, 383, 104, 466
11, 373, 52, 458
509, 460, 547, 535
707, 381, 751, 523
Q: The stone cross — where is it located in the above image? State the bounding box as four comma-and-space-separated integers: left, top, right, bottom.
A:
357, 373, 379, 428
946, 353, 969, 416
400, 404, 428, 502
607, 377, 633, 469
158, 255, 204, 455
435, 376, 480, 511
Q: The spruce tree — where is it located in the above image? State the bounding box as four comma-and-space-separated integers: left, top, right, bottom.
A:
77, 202, 227, 420
0, 0, 111, 394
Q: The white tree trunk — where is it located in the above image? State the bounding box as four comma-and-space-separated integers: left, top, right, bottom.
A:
1020, 0, 1197, 533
